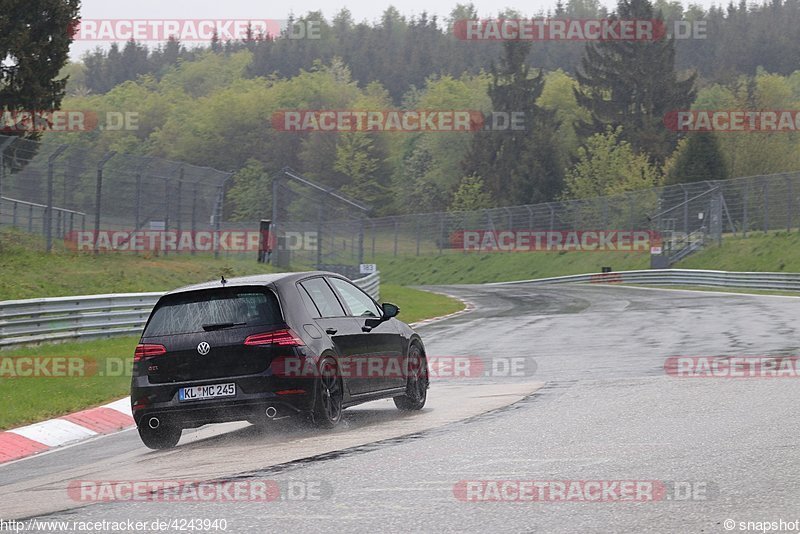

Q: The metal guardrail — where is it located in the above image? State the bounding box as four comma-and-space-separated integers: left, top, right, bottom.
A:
356, 272, 380, 302
1, 196, 88, 237
493, 269, 800, 291
0, 272, 381, 348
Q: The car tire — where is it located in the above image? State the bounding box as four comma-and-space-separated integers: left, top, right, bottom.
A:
394, 343, 428, 411
310, 356, 343, 429
138, 421, 182, 450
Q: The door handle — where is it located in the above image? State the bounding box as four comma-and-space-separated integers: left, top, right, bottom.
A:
325, 328, 338, 335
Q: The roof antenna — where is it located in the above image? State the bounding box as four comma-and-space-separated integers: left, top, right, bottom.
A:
221, 276, 228, 286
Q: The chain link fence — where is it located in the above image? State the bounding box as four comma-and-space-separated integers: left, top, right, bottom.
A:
3, 133, 800, 270
0, 134, 233, 255
271, 172, 800, 269
269, 168, 370, 272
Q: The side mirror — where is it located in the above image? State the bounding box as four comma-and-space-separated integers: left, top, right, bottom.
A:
381, 303, 400, 319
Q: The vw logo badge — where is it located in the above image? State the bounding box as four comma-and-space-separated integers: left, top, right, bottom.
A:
197, 342, 211, 356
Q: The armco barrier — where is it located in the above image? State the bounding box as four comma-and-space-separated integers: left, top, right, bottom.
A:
0, 272, 381, 348
492, 269, 800, 291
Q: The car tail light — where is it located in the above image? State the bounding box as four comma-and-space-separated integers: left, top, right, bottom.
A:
244, 329, 305, 347
134, 344, 167, 362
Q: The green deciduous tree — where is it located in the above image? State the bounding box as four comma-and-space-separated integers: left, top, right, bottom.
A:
563, 126, 662, 199
689, 72, 800, 179
228, 159, 272, 221
537, 69, 591, 160
335, 132, 385, 209
450, 175, 492, 212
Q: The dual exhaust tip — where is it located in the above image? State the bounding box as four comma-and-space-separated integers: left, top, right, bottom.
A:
147, 408, 277, 430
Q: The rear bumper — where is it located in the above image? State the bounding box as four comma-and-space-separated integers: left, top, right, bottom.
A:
131, 375, 313, 429
134, 397, 307, 429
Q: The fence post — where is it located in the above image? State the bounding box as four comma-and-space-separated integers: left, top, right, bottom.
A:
460, 213, 468, 254
351, 222, 358, 261
133, 173, 142, 230
680, 185, 688, 235
787, 176, 792, 232
316, 200, 324, 267
627, 193, 635, 230
134, 173, 142, 240
271, 173, 281, 251
214, 184, 224, 260
720, 193, 736, 237
94, 152, 116, 256
46, 145, 68, 252
548, 203, 555, 231
163, 176, 170, 257
176, 166, 184, 237
763, 180, 769, 233
133, 158, 151, 237
358, 217, 365, 267
718, 190, 724, 246
371, 221, 376, 259
393, 219, 399, 257
416, 217, 421, 256
438, 213, 445, 255
191, 184, 198, 256
0, 136, 16, 225
743, 183, 749, 237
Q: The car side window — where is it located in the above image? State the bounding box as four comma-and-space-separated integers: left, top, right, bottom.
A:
328, 278, 381, 318
298, 285, 321, 319
300, 278, 346, 318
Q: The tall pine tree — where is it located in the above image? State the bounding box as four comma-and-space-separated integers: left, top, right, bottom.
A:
666, 132, 728, 184
0, 0, 80, 140
574, 0, 696, 164
462, 41, 564, 206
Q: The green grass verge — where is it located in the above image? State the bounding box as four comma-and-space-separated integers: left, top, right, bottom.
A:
676, 231, 800, 273
630, 285, 800, 297
0, 336, 138, 430
373, 231, 800, 286
380, 284, 465, 324
377, 250, 649, 285
0, 228, 278, 301
0, 285, 463, 430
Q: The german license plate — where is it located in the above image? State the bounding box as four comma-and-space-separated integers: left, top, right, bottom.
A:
179, 383, 236, 402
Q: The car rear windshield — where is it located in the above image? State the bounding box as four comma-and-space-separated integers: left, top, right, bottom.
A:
143, 287, 282, 337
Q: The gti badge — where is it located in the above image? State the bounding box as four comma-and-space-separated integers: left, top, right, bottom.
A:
197, 342, 211, 356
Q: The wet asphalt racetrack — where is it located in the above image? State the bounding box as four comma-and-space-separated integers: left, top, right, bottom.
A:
3, 283, 800, 533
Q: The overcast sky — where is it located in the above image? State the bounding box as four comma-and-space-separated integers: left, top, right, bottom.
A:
71, 0, 724, 59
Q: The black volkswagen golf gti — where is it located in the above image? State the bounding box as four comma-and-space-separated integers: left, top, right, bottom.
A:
131, 272, 429, 449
